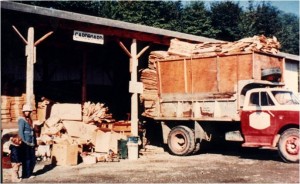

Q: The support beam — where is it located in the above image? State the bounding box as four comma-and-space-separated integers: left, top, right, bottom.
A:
118, 39, 149, 138
26, 27, 34, 106
13, 26, 53, 109
82, 51, 87, 104
34, 31, 53, 46
130, 39, 138, 137
119, 41, 132, 58
12, 25, 28, 45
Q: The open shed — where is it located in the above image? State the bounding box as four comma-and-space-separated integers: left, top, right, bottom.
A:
1, 2, 220, 131
1, 2, 299, 131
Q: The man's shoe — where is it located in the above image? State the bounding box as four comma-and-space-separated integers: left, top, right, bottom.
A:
28, 176, 35, 179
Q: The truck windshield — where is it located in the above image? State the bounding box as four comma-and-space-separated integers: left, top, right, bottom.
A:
272, 91, 300, 105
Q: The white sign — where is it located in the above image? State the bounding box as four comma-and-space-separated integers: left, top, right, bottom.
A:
129, 81, 144, 94
73, 30, 104, 44
249, 112, 271, 130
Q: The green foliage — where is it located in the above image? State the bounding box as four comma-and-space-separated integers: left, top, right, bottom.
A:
181, 1, 218, 37
210, 1, 242, 41
17, 0, 299, 54
276, 13, 299, 54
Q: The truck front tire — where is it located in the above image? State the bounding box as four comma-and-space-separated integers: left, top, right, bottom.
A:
278, 128, 299, 163
167, 126, 195, 156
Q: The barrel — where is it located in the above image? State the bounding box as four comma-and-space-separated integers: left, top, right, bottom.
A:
127, 136, 139, 160
118, 139, 128, 159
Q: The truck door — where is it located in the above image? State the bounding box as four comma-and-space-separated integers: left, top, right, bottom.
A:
241, 91, 277, 147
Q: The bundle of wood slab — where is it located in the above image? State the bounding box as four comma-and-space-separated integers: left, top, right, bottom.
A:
1, 94, 38, 123
140, 35, 281, 117
167, 35, 280, 58
82, 102, 113, 124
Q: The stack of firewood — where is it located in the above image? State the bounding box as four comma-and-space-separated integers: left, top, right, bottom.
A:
82, 102, 113, 124
1, 94, 37, 123
1, 96, 11, 123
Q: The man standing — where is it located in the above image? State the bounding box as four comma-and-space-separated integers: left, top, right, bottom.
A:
18, 104, 36, 179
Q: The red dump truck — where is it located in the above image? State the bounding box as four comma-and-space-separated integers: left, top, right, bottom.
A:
141, 51, 299, 163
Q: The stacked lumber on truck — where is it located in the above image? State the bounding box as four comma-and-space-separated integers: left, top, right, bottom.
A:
167, 35, 280, 58
140, 52, 161, 117
140, 35, 281, 118
221, 35, 280, 54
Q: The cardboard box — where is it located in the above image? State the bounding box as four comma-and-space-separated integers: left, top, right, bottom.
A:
51, 144, 78, 166
94, 130, 127, 153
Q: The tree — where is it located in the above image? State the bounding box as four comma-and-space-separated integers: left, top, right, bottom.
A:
108, 1, 182, 31
252, 1, 281, 36
238, 0, 257, 38
276, 12, 299, 54
181, 1, 218, 37
210, 1, 242, 41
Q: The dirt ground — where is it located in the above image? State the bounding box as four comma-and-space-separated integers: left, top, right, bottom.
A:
2, 142, 299, 183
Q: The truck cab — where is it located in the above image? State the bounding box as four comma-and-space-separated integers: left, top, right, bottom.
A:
241, 88, 299, 162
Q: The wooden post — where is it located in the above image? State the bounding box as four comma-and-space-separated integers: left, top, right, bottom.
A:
118, 40, 149, 137
130, 39, 138, 137
82, 51, 87, 104
25, 27, 35, 106
12, 25, 53, 109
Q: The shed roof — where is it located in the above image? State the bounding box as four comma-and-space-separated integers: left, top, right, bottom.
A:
1, 1, 221, 45
1, 1, 298, 62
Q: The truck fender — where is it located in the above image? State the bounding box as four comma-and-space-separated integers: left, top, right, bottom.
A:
194, 121, 211, 142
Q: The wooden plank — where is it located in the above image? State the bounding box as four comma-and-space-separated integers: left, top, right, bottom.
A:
253, 52, 284, 81
237, 54, 253, 80
191, 57, 218, 93
159, 60, 185, 93
218, 55, 238, 93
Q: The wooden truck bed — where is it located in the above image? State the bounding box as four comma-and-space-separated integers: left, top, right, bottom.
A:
140, 52, 285, 120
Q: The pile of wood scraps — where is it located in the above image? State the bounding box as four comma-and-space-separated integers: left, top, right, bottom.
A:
140, 67, 159, 117
82, 102, 113, 124
1, 94, 38, 123
167, 35, 280, 58
221, 35, 280, 54
33, 100, 134, 166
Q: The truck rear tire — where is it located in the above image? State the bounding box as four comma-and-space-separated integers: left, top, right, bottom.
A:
167, 126, 195, 156
278, 128, 299, 163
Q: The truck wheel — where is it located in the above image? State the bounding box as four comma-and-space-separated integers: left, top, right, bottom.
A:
278, 128, 299, 163
167, 126, 195, 156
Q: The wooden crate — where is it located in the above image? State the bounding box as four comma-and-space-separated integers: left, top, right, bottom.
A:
51, 144, 79, 166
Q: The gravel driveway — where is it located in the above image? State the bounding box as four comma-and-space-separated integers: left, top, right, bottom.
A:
2, 143, 299, 183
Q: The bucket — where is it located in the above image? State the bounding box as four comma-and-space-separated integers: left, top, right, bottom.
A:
118, 139, 128, 159
127, 136, 139, 160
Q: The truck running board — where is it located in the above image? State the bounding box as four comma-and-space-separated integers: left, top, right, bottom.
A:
225, 131, 244, 142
